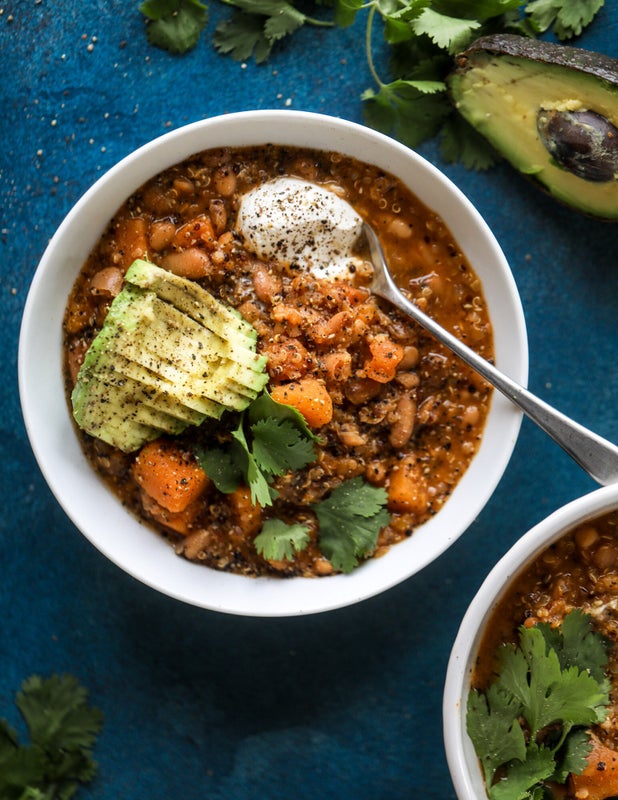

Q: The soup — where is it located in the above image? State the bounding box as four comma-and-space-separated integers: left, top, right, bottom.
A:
63, 145, 493, 578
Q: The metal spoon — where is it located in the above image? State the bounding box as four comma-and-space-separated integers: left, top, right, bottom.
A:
363, 223, 618, 486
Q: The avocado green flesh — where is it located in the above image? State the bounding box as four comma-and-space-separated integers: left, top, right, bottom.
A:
71, 260, 269, 453
448, 51, 618, 219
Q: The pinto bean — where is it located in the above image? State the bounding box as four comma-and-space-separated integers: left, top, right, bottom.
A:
159, 247, 211, 279
398, 345, 420, 371
89, 267, 123, 297
462, 404, 480, 427
209, 199, 227, 235
395, 372, 420, 390
180, 528, 214, 561
66, 339, 89, 385
593, 543, 618, 570
575, 525, 600, 551
336, 424, 367, 448
149, 220, 176, 252
344, 378, 383, 405
417, 395, 439, 426
389, 394, 416, 449
387, 217, 412, 239
173, 177, 195, 196
253, 265, 283, 304
141, 183, 176, 215
213, 167, 237, 197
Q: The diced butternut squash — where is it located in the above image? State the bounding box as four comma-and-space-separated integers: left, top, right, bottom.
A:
132, 439, 210, 514
364, 334, 404, 383
270, 377, 333, 428
114, 217, 148, 270
570, 737, 618, 800
139, 492, 202, 536
387, 455, 428, 514
228, 486, 263, 536
172, 215, 216, 250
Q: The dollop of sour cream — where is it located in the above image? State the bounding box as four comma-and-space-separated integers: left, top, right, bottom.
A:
236, 177, 364, 280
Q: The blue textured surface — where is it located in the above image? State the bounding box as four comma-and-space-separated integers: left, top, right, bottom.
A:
2, 3, 618, 798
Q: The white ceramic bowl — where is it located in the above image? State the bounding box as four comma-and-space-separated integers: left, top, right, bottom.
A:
19, 110, 527, 616
443, 482, 618, 799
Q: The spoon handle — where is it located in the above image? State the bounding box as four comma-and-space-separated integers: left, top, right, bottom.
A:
368, 236, 618, 486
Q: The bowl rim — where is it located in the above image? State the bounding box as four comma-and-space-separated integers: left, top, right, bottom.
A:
443, 482, 618, 799
18, 109, 528, 616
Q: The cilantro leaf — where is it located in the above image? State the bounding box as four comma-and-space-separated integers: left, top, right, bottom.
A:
412, 8, 482, 53
467, 683, 527, 787
313, 476, 390, 573
551, 727, 593, 784
0, 674, 103, 799
194, 444, 244, 493
253, 518, 311, 561
504, 625, 609, 737
231, 420, 273, 506
436, 0, 523, 19
251, 418, 316, 475
140, 0, 209, 54
489, 742, 555, 800
17, 674, 103, 753
537, 608, 610, 686
214, 0, 331, 63
525, 0, 604, 39
248, 390, 318, 441
440, 114, 501, 170
362, 79, 451, 148
213, 10, 274, 62
334, 0, 365, 28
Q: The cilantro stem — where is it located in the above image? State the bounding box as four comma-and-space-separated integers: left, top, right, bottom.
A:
365, 4, 384, 90
303, 15, 334, 28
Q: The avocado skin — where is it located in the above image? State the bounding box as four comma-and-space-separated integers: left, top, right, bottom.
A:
455, 34, 618, 87
447, 34, 618, 220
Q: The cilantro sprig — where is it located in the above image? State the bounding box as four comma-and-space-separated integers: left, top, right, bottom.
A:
0, 674, 104, 799
194, 390, 318, 506
139, 0, 604, 168
467, 609, 611, 800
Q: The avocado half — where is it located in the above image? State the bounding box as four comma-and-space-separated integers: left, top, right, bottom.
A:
447, 34, 618, 220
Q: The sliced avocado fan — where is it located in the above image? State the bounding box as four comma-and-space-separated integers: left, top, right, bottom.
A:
71, 259, 269, 452
447, 35, 618, 220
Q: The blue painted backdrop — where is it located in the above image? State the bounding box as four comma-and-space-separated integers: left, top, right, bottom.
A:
2, 3, 617, 797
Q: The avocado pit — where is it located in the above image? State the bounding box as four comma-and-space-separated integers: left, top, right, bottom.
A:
446, 34, 618, 218
537, 108, 618, 183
